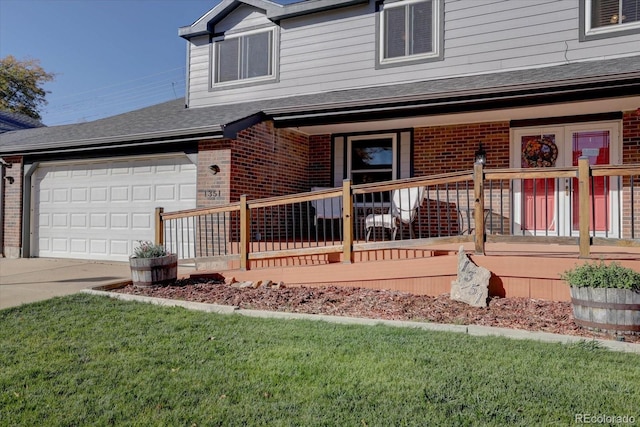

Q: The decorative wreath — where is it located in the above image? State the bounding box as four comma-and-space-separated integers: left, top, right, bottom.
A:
522, 136, 558, 168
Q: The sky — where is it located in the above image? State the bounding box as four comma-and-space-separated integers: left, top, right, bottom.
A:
0, 0, 217, 126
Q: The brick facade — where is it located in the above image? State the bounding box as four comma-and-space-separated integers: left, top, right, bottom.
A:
230, 122, 310, 201
197, 139, 232, 208
1, 156, 23, 257
623, 109, 640, 164
309, 134, 332, 187
622, 109, 640, 238
413, 122, 511, 175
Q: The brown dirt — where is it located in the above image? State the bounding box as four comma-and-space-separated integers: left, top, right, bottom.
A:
114, 278, 639, 343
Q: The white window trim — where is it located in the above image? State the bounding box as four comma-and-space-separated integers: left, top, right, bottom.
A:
584, 0, 640, 37
347, 133, 398, 182
212, 26, 278, 88
379, 0, 440, 66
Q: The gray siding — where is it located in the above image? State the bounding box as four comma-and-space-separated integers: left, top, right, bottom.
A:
215, 4, 273, 33
187, 0, 640, 109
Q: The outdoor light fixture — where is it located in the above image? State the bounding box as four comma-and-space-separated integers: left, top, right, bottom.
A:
208, 164, 220, 175
4, 176, 14, 184
474, 143, 487, 165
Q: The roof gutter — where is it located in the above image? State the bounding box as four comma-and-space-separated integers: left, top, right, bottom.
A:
0, 125, 224, 156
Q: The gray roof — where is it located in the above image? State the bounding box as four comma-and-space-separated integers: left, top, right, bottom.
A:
2, 55, 640, 156
265, 55, 640, 113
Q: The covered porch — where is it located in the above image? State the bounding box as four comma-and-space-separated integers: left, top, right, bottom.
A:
156, 160, 640, 302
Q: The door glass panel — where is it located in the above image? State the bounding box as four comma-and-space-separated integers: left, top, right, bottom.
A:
521, 134, 557, 232
350, 137, 394, 204
571, 130, 610, 231
351, 139, 393, 172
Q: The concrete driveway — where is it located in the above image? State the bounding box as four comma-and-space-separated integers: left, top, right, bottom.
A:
0, 258, 195, 310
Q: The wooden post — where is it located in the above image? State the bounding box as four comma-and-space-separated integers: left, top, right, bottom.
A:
342, 179, 353, 264
578, 157, 591, 258
473, 162, 485, 255
239, 194, 251, 270
155, 207, 164, 245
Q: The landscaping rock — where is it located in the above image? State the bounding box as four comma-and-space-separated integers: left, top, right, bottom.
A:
190, 272, 225, 282
259, 280, 273, 288
450, 246, 490, 308
231, 281, 254, 289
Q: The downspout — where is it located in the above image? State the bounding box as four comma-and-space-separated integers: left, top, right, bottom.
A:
21, 163, 38, 258
0, 158, 8, 256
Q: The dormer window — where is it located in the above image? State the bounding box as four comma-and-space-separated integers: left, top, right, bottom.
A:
212, 27, 278, 87
581, 0, 640, 40
377, 0, 442, 68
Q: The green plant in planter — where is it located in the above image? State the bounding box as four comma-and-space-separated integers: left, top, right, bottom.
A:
131, 241, 169, 258
130, 241, 177, 288
563, 261, 640, 335
561, 261, 640, 290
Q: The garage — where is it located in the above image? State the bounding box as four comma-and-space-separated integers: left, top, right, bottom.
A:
32, 154, 196, 262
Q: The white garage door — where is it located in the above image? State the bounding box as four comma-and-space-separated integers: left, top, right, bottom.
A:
33, 155, 197, 261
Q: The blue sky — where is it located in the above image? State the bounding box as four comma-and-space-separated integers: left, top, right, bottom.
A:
0, 0, 216, 126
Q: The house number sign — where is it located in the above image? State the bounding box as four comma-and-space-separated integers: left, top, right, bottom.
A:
203, 189, 222, 200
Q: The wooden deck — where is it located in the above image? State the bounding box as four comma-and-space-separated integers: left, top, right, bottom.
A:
164, 163, 640, 302
192, 242, 640, 303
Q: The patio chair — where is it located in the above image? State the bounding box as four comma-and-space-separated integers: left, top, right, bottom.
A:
364, 186, 426, 242
310, 187, 343, 232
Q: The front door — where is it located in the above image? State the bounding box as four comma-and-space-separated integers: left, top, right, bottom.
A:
512, 122, 620, 237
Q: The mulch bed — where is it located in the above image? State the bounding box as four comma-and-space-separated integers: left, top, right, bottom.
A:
114, 278, 639, 343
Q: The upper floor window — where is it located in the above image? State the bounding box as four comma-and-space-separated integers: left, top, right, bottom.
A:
378, 0, 442, 67
213, 27, 277, 87
582, 0, 640, 39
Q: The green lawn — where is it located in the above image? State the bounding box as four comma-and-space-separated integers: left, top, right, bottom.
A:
1, 294, 639, 426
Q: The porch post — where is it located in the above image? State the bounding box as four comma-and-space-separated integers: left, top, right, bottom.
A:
473, 162, 486, 255
154, 207, 164, 245
578, 157, 591, 258
239, 194, 251, 270
342, 179, 353, 264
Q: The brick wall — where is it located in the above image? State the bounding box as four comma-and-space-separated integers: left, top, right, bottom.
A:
309, 134, 332, 187
413, 122, 511, 175
2, 156, 23, 257
622, 109, 640, 238
231, 122, 310, 201
197, 139, 232, 208
623, 109, 640, 163
411, 122, 511, 237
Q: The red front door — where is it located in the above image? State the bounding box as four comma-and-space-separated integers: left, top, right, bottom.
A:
513, 123, 619, 237
571, 129, 611, 233
520, 133, 558, 233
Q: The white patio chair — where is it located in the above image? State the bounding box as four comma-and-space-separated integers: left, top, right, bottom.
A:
365, 186, 426, 242
310, 187, 342, 228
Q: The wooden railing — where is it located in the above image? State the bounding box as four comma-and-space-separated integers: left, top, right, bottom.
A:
155, 159, 640, 269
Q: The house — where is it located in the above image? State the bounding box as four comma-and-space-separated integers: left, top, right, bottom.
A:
1, 0, 640, 270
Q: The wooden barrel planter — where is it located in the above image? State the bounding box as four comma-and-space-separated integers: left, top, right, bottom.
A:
129, 254, 178, 288
570, 287, 640, 335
